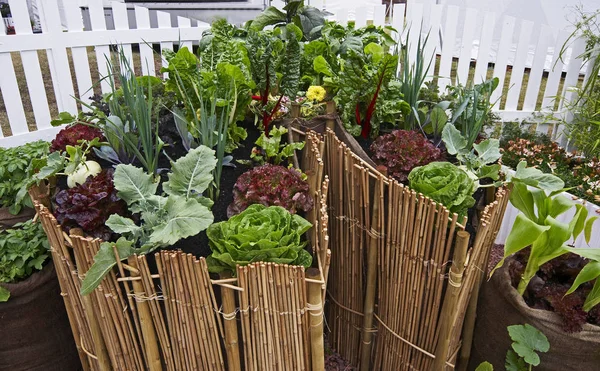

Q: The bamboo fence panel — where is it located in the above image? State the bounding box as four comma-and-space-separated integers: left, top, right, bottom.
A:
31, 131, 330, 371
322, 128, 510, 370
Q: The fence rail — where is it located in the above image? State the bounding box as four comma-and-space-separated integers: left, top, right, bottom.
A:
0, 0, 592, 147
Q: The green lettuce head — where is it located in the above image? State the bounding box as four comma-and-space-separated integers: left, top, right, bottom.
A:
408, 162, 476, 218
206, 204, 313, 274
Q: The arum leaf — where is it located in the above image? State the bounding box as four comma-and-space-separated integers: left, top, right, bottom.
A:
513, 161, 564, 192
249, 6, 286, 31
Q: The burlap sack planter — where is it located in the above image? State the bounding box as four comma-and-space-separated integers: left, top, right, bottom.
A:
0, 206, 35, 231
0, 261, 81, 371
468, 260, 600, 370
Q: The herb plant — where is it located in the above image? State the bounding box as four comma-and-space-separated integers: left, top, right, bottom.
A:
370, 130, 443, 182
250, 126, 305, 166
407, 161, 476, 217
0, 140, 49, 215
80, 146, 217, 295
206, 204, 313, 275
0, 220, 50, 302
228, 164, 313, 217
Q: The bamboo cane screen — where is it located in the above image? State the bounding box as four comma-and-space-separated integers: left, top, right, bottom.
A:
322, 128, 510, 370
32, 131, 331, 371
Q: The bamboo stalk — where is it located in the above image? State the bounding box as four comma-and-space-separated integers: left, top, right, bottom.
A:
433, 231, 470, 370
220, 270, 241, 371
127, 257, 162, 370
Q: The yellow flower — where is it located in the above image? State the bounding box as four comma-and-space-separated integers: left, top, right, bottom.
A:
196, 108, 201, 121
306, 86, 326, 102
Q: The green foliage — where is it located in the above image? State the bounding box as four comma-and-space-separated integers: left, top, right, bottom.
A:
206, 204, 312, 275
0, 220, 50, 302
564, 248, 600, 311
80, 147, 216, 295
251, 126, 305, 166
407, 162, 476, 217
248, 0, 325, 41
445, 78, 499, 149
0, 141, 49, 215
474, 362, 494, 371
442, 123, 502, 182
492, 163, 600, 308
506, 324, 550, 369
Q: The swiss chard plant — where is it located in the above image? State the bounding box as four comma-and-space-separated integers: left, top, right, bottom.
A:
0, 220, 50, 302
206, 204, 313, 275
248, 0, 325, 41
80, 146, 217, 295
246, 25, 301, 134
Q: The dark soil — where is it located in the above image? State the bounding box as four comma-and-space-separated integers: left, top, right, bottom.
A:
504, 248, 600, 332
163, 118, 261, 258
325, 338, 355, 371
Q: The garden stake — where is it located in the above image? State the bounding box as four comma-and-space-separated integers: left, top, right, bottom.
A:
220, 271, 241, 370
433, 231, 469, 370
127, 257, 161, 371
307, 268, 325, 371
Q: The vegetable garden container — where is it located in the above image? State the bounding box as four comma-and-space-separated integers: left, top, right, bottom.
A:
0, 262, 81, 371
467, 260, 600, 371
30, 131, 331, 371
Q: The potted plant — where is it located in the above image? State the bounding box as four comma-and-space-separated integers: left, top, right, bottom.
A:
0, 140, 49, 229
0, 220, 81, 370
466, 172, 600, 370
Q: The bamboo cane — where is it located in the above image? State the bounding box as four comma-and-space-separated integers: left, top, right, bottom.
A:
306, 267, 324, 371
127, 257, 162, 370
220, 270, 241, 371
433, 231, 470, 370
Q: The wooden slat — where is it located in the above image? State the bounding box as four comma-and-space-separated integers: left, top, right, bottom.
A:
355, 7, 367, 28
157, 10, 173, 79
560, 36, 586, 111
438, 5, 459, 92
473, 11, 496, 84
523, 25, 551, 111
63, 0, 94, 110
177, 16, 193, 50
134, 6, 155, 76
88, 0, 111, 93
0, 48, 25, 136
542, 30, 568, 109
505, 20, 533, 111
491, 15, 516, 104
423, 4, 441, 83
9, 0, 51, 130
112, 1, 134, 70
39, 0, 77, 116
456, 7, 478, 85
373, 5, 386, 27
336, 8, 349, 26
392, 4, 405, 43
407, 3, 424, 66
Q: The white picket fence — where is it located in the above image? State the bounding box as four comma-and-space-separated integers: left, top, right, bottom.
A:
0, 0, 210, 147
0, 0, 594, 148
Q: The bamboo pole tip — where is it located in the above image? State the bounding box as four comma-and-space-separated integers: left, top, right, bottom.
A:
306, 267, 320, 279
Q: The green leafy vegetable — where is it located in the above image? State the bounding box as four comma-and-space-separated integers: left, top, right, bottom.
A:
407, 162, 476, 217
206, 204, 312, 274
251, 126, 305, 166
507, 324, 550, 368
81, 146, 217, 295
0, 220, 50, 302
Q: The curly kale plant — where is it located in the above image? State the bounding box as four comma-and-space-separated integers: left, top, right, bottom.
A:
228, 164, 313, 217
80, 146, 217, 295
0, 220, 50, 302
207, 204, 313, 274
408, 162, 476, 217
370, 130, 443, 182
54, 169, 127, 241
